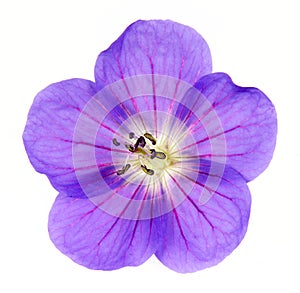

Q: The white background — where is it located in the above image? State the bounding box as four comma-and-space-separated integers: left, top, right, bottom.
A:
1, 0, 299, 292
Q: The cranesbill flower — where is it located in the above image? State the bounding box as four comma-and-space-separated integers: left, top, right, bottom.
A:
23, 20, 277, 273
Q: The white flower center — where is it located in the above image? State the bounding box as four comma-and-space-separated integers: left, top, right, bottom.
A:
110, 110, 200, 203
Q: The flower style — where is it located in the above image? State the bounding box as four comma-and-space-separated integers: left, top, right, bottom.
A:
23, 20, 277, 273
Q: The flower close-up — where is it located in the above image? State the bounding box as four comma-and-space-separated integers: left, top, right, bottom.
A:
23, 20, 277, 273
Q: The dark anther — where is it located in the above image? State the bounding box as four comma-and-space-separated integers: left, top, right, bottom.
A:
129, 132, 135, 139
124, 163, 131, 173
144, 133, 156, 145
125, 144, 135, 152
117, 163, 131, 175
150, 149, 156, 159
154, 151, 166, 160
112, 138, 120, 146
117, 169, 125, 175
141, 164, 154, 175
134, 136, 146, 149
150, 149, 166, 160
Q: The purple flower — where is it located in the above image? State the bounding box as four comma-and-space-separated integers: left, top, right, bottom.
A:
23, 20, 277, 273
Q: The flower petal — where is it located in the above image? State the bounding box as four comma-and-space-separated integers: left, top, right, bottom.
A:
155, 161, 251, 273
48, 193, 160, 270
23, 79, 97, 197
183, 72, 277, 181
94, 20, 212, 86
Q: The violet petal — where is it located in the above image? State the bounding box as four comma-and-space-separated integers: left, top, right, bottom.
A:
23, 79, 97, 197
48, 193, 160, 270
182, 72, 277, 181
94, 20, 212, 87
155, 160, 251, 273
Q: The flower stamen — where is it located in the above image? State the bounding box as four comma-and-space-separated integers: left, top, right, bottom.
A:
116, 163, 131, 175
144, 132, 157, 145
112, 138, 120, 146
150, 149, 166, 160
125, 144, 135, 152
113, 131, 169, 178
129, 132, 135, 139
141, 164, 154, 175
134, 136, 146, 149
